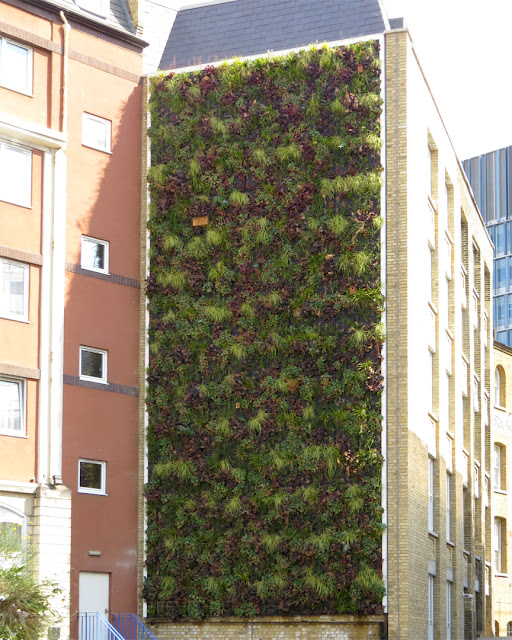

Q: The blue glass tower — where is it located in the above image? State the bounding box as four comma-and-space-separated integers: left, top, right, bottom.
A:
463, 147, 512, 346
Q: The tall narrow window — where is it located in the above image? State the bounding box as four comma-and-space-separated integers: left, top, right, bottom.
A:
494, 518, 503, 573
446, 472, 451, 541
428, 457, 434, 532
446, 581, 452, 640
494, 444, 505, 490
428, 350, 434, 413
428, 575, 434, 640
0, 377, 25, 435
0, 259, 29, 321
0, 141, 32, 207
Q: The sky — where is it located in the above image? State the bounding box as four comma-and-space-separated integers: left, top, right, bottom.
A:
173, 0, 512, 161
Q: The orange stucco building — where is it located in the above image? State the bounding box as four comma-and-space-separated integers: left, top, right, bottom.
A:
0, 0, 145, 635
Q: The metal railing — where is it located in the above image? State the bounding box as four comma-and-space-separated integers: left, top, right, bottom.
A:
111, 613, 159, 640
78, 612, 125, 640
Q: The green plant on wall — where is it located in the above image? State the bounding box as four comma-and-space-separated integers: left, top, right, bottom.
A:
145, 40, 384, 620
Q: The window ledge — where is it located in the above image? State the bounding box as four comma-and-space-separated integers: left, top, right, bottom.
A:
428, 530, 438, 539
79, 376, 109, 385
77, 490, 108, 496
82, 143, 112, 155
495, 572, 509, 578
446, 540, 455, 548
0, 315, 30, 324
0, 432, 28, 439
494, 489, 507, 496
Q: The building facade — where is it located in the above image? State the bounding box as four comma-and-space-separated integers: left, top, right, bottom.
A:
491, 342, 512, 637
463, 148, 512, 347
142, 2, 495, 639
0, 0, 144, 636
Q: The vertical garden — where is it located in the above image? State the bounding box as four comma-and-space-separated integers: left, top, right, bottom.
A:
145, 41, 385, 620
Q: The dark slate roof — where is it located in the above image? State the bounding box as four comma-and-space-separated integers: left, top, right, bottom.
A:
160, 0, 389, 70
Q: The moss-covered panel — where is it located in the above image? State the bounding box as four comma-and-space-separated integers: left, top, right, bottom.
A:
146, 41, 384, 620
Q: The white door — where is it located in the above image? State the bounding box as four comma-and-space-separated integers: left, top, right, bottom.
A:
79, 571, 110, 617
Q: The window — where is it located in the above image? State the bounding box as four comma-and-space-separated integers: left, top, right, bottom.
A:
428, 350, 434, 412
79, 347, 107, 383
494, 444, 505, 491
474, 464, 480, 498
507, 621, 512, 636
473, 376, 480, 412
446, 582, 452, 640
0, 141, 31, 207
428, 574, 434, 640
0, 504, 25, 538
0, 377, 25, 435
0, 37, 32, 94
495, 366, 505, 407
445, 235, 452, 279
0, 259, 29, 321
82, 113, 111, 153
428, 457, 434, 532
446, 472, 451, 541
78, 459, 106, 495
81, 236, 109, 274
494, 518, 505, 573
427, 246, 433, 302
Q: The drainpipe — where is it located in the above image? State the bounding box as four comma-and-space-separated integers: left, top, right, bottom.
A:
59, 11, 69, 135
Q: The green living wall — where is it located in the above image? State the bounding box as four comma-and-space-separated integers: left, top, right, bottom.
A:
145, 41, 384, 620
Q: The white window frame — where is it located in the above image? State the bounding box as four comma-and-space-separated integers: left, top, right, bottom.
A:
0, 37, 33, 95
0, 258, 29, 322
79, 346, 108, 384
494, 518, 503, 573
82, 113, 112, 153
446, 581, 452, 640
446, 472, 451, 542
0, 377, 26, 436
81, 236, 109, 274
78, 459, 106, 495
494, 444, 504, 491
428, 574, 434, 640
428, 457, 434, 532
0, 140, 32, 207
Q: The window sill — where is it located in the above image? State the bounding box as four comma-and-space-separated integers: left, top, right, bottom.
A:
80, 266, 110, 276
494, 489, 507, 496
495, 572, 509, 578
0, 197, 32, 210
428, 530, 438, 539
0, 83, 33, 98
78, 489, 108, 496
82, 143, 112, 155
0, 315, 30, 324
446, 540, 455, 548
0, 432, 28, 439
79, 376, 108, 385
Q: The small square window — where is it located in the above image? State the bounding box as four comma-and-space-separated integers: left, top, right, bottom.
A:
0, 377, 25, 436
0, 141, 32, 207
81, 236, 109, 274
79, 347, 107, 383
78, 459, 106, 495
82, 113, 111, 153
0, 38, 33, 95
0, 259, 29, 321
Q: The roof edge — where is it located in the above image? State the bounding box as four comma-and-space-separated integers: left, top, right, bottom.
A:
6, 0, 148, 48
